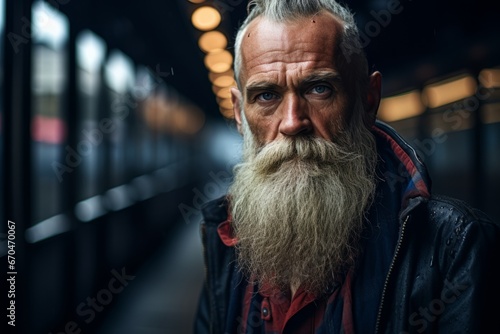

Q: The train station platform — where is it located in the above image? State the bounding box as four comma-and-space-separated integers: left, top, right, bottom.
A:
95, 219, 204, 334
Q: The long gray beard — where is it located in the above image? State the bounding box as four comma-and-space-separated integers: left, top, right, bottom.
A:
229, 119, 377, 295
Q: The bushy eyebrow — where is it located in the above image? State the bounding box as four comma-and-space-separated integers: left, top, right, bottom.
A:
300, 71, 342, 87
245, 70, 342, 97
245, 82, 281, 98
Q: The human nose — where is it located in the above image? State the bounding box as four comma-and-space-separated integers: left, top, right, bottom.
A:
278, 94, 312, 137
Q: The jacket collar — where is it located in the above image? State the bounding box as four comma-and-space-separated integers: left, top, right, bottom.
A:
372, 120, 432, 211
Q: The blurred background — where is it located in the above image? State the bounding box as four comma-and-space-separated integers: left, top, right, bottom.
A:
0, 0, 499, 333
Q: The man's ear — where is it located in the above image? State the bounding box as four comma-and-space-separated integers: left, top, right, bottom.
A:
366, 71, 382, 125
231, 87, 243, 134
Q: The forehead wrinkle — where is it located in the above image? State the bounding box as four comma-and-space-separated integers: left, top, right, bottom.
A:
245, 47, 336, 70
240, 14, 344, 89
246, 66, 341, 92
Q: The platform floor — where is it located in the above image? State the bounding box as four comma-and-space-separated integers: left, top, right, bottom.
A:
95, 219, 205, 334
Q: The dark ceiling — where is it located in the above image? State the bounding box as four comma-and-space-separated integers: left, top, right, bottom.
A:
59, 0, 500, 121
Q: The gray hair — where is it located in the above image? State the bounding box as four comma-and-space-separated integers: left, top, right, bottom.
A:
233, 0, 371, 124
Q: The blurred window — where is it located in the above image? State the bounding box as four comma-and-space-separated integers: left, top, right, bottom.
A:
103, 50, 136, 188
75, 30, 106, 201
130, 66, 156, 176
30, 1, 69, 224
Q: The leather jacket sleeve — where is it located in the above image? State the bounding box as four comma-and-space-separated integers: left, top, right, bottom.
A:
436, 210, 500, 333
194, 280, 211, 334
380, 195, 500, 333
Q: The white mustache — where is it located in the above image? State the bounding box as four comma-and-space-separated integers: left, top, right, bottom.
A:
250, 136, 363, 175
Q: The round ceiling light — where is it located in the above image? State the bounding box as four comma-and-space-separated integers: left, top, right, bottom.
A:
204, 50, 233, 73
219, 107, 234, 119
213, 85, 232, 99
209, 70, 235, 87
192, 6, 221, 31
218, 98, 233, 110
198, 31, 227, 53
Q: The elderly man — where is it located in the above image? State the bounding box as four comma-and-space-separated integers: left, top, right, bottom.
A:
195, 0, 500, 333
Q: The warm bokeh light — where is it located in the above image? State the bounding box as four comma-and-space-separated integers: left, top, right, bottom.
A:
479, 68, 500, 88
481, 103, 500, 124
188, 0, 205, 3
213, 85, 232, 99
378, 90, 425, 122
204, 49, 233, 73
218, 98, 233, 110
179, 105, 206, 134
142, 94, 205, 135
422, 74, 477, 108
198, 31, 227, 53
209, 70, 235, 87
219, 107, 234, 119
191, 6, 221, 31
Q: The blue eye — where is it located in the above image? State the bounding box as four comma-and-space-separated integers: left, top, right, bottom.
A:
258, 92, 276, 101
311, 85, 330, 94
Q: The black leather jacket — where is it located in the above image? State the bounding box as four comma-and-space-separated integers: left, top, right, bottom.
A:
195, 122, 500, 333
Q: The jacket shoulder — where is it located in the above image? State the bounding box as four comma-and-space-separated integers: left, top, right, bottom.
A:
411, 194, 500, 275
417, 194, 500, 257
425, 194, 498, 230
201, 195, 229, 226
381, 195, 500, 333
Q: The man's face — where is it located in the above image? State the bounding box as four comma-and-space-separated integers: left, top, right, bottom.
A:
232, 12, 350, 145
